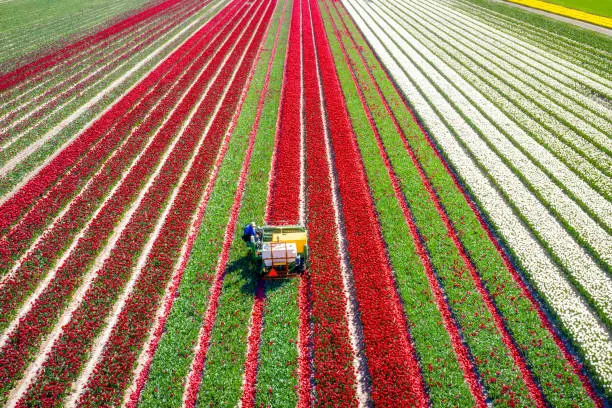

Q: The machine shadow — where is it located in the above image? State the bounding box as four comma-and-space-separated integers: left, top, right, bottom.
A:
224, 253, 290, 298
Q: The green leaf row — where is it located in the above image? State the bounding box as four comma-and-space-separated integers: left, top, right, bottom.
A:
254, 279, 300, 407
195, 2, 296, 403
0, 0, 223, 197
138, 1, 289, 404
331, 1, 597, 405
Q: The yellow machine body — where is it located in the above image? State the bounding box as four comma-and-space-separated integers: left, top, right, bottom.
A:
247, 224, 309, 279
271, 231, 307, 254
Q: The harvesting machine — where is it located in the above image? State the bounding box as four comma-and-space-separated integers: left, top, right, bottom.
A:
243, 223, 309, 279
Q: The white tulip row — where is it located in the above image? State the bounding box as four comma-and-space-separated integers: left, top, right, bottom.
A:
408, 0, 612, 142
452, 0, 612, 75
373, 0, 612, 228
384, 0, 612, 171
452, 0, 612, 79
422, 1, 612, 98
365, 0, 612, 300
382, 2, 612, 200
342, 0, 612, 393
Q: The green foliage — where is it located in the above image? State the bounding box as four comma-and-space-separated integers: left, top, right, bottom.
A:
254, 280, 299, 407
463, 0, 612, 50
327, 2, 596, 405
529, 0, 612, 18
0, 0, 153, 70
139, 1, 291, 405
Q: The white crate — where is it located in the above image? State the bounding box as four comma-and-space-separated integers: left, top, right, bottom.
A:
262, 242, 297, 267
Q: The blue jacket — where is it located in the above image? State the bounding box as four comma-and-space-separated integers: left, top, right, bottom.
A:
244, 224, 256, 238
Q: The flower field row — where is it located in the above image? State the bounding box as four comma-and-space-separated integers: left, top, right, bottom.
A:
0, 0, 201, 91
309, 0, 430, 403
1, 0, 610, 404
132, 1, 288, 405
0, 0, 186, 106
0, 0, 239, 293
0, 0, 246, 348
256, 0, 303, 405
0, 0, 228, 200
453, 0, 610, 76
0, 0, 163, 71
0, 0, 266, 404
0, 0, 207, 145
62, 4, 276, 404
298, 0, 359, 404
323, 2, 604, 406
321, 3, 488, 405
507, 0, 612, 28
342, 0, 612, 397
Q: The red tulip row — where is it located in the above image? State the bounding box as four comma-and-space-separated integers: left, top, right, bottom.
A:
328, 1, 602, 405
0, 0, 206, 138
0, 0, 199, 92
0, 0, 211, 106
0, 1, 243, 238
180, 5, 286, 402
0, 0, 247, 334
308, 0, 429, 405
324, 3, 491, 405
0, 1, 255, 403
65, 12, 272, 407
323, 2, 536, 404
264, 0, 301, 226
263, 0, 316, 404
0, 0, 234, 276
356, 19, 604, 406
126, 2, 284, 402
241, 280, 267, 407
300, 0, 358, 403
13, 3, 272, 405
0, 0, 197, 104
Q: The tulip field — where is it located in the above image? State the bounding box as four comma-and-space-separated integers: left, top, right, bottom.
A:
0, 0, 610, 405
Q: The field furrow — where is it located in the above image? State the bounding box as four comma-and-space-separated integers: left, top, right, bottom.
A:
343, 0, 612, 395
1, 0, 610, 404
0, 0, 228, 201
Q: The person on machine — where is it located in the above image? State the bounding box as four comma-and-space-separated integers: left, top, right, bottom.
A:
242, 222, 260, 252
